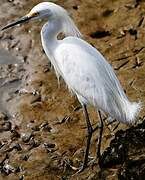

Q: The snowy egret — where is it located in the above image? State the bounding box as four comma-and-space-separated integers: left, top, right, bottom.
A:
2, 2, 141, 172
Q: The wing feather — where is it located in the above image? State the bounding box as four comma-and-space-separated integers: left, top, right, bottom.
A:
54, 37, 128, 119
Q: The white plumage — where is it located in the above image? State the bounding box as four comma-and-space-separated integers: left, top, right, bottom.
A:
2, 2, 141, 172
37, 2, 141, 124
54, 37, 141, 124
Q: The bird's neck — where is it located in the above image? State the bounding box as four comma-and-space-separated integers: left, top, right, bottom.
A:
41, 19, 61, 55
41, 20, 62, 78
41, 20, 62, 49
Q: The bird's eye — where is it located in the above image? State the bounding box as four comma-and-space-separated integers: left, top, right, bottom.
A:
28, 12, 39, 18
31, 12, 39, 17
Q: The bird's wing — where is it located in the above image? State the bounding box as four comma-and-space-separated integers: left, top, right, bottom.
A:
54, 37, 126, 109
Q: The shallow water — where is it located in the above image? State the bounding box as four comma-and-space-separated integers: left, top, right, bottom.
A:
0, 49, 21, 113
0, 49, 20, 65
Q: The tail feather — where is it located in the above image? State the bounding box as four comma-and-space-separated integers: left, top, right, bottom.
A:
123, 101, 141, 124
116, 97, 142, 124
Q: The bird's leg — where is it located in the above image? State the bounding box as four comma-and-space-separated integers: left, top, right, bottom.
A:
96, 110, 104, 159
82, 105, 93, 167
75, 104, 93, 173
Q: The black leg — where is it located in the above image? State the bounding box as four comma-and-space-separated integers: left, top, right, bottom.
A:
80, 104, 93, 171
97, 110, 104, 159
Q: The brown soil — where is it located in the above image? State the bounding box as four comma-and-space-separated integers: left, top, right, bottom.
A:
0, 0, 145, 179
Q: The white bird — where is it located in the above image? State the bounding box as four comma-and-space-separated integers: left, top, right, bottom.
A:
2, 2, 141, 172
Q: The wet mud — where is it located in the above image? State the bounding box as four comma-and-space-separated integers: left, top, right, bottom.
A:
0, 0, 145, 179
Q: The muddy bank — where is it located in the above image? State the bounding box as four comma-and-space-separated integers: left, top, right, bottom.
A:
0, 0, 145, 179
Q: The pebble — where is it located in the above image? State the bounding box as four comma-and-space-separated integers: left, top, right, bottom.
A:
0, 112, 8, 121
0, 121, 11, 132
3, 163, 20, 175
3, 121, 12, 131
20, 154, 29, 161
40, 121, 52, 132
28, 138, 40, 150
31, 125, 40, 131
5, 143, 22, 152
21, 132, 33, 143
44, 143, 55, 149
10, 129, 21, 140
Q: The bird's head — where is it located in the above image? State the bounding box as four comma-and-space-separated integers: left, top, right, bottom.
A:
2, 2, 81, 37
1, 2, 65, 30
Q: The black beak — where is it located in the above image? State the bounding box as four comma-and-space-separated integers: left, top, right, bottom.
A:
1, 16, 32, 30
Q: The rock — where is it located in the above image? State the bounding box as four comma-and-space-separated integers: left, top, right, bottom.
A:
2, 163, 20, 175
0, 121, 11, 132
43, 143, 56, 153
44, 143, 55, 149
40, 121, 52, 132
99, 120, 145, 173
118, 158, 145, 180
21, 132, 33, 143
0, 112, 8, 121
10, 129, 21, 140
31, 125, 40, 131
20, 154, 29, 161
2, 121, 11, 131
4, 143, 22, 152
27, 138, 40, 150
